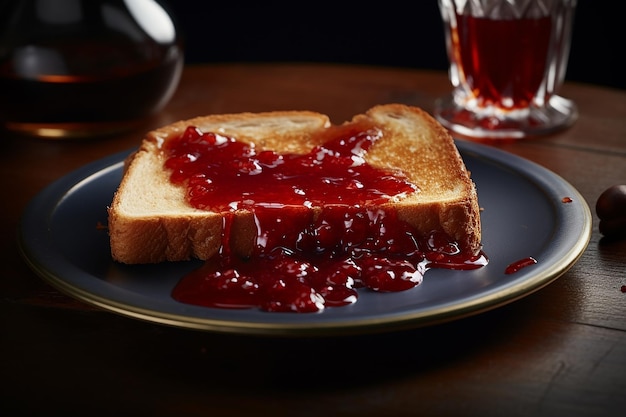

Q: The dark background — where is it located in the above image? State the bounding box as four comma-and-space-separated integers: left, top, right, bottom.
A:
162, 1, 623, 91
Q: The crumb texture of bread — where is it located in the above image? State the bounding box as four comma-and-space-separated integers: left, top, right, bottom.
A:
108, 104, 481, 264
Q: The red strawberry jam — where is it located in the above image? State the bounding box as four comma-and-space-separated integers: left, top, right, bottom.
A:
166, 121, 487, 313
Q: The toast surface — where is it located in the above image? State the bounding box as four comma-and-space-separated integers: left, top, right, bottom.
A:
108, 104, 481, 264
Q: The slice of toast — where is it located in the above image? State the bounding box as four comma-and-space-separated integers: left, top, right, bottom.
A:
108, 104, 481, 264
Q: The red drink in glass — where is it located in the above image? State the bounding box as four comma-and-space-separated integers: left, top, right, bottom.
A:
435, 0, 578, 139
455, 14, 552, 109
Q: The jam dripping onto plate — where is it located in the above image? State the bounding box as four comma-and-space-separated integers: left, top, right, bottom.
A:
505, 256, 537, 275
165, 121, 487, 313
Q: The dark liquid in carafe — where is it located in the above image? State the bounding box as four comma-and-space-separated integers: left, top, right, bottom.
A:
1, 52, 180, 126
0, 1, 183, 137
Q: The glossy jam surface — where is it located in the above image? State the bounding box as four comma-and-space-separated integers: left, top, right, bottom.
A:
505, 257, 537, 275
166, 123, 487, 313
164, 122, 417, 210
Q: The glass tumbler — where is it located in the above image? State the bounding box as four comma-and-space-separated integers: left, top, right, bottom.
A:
434, 0, 578, 139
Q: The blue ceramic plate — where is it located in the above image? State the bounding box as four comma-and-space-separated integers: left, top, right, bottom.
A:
18, 141, 592, 336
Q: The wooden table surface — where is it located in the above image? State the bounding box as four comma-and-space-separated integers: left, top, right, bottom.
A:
2, 64, 625, 417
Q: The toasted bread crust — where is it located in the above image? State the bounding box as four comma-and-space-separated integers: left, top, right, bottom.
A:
108, 104, 481, 263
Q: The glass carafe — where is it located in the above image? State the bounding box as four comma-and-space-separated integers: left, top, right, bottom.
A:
0, 0, 184, 138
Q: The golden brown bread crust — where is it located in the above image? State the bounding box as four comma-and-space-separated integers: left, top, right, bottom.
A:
361, 105, 481, 254
108, 104, 481, 264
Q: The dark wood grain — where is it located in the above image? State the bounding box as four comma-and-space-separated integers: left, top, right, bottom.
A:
1, 64, 625, 417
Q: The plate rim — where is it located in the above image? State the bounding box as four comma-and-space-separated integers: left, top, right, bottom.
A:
17, 141, 592, 337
